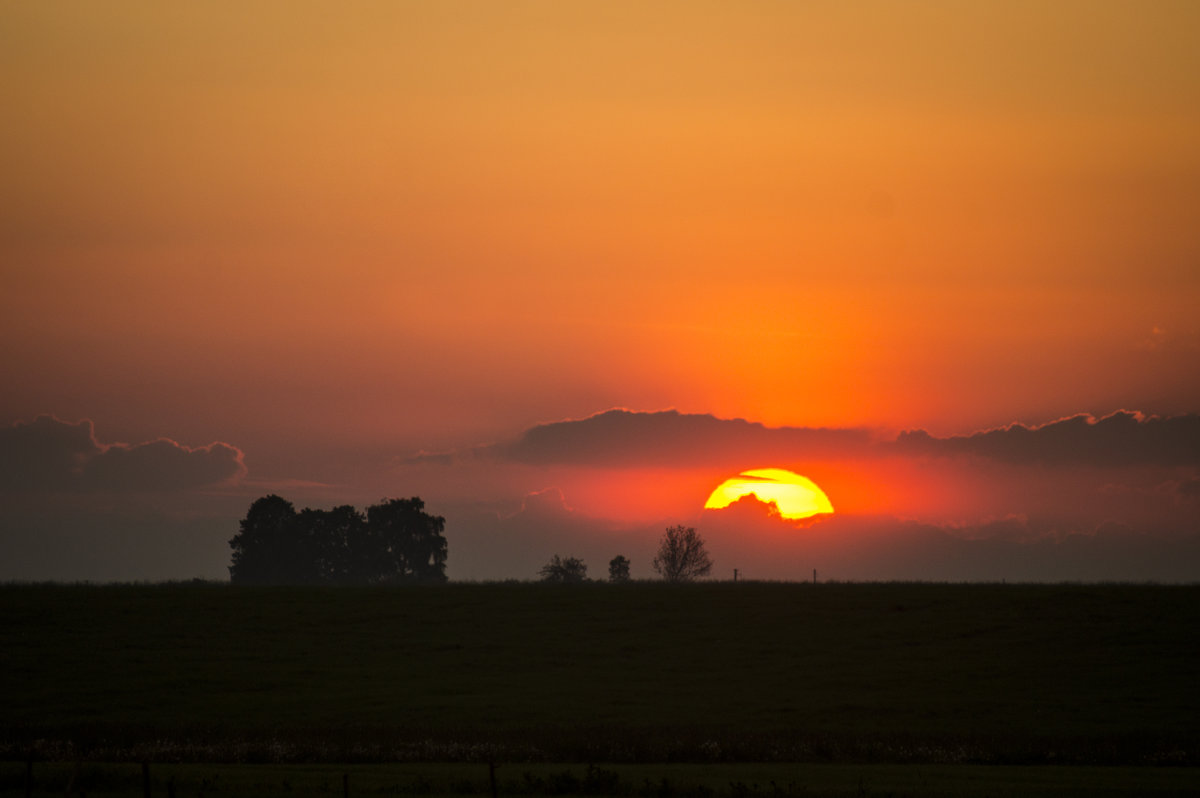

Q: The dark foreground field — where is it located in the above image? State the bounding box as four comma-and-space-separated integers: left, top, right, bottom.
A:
2, 582, 1197, 771
4, 761, 1200, 798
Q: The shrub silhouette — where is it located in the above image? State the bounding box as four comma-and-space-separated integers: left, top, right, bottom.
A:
539, 555, 588, 583
608, 555, 631, 583
652, 525, 713, 582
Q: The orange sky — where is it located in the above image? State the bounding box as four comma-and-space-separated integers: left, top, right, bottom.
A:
2, 2, 1199, 581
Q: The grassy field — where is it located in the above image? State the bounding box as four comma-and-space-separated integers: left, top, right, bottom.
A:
3, 761, 1200, 798
2, 581, 1197, 766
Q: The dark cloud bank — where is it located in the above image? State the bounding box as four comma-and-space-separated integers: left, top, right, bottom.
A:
894, 410, 1200, 467
424, 407, 1200, 469
0, 415, 246, 492
420, 408, 874, 467
0, 416, 248, 581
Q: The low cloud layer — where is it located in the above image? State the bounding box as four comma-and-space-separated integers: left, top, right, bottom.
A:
440, 491, 1200, 583
5, 408, 1198, 583
433, 408, 874, 467
430, 408, 1200, 472
895, 410, 1200, 467
703, 501, 1200, 583
409, 408, 1199, 584
0, 415, 246, 493
697, 509, 1200, 584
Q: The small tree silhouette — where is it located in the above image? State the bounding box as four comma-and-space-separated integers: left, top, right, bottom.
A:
539, 555, 588, 583
652, 525, 713, 582
608, 555, 631, 583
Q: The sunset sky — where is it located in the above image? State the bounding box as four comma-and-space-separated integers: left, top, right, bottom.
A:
3, 1, 1198, 582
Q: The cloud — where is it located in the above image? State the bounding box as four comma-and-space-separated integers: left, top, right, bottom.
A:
0, 415, 246, 493
414, 407, 1200, 472
0, 415, 99, 490
423, 408, 874, 468
85, 437, 246, 492
894, 410, 1200, 467
506, 487, 575, 520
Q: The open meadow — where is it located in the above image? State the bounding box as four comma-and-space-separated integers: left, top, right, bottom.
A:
4, 760, 1200, 798
2, 581, 1198, 794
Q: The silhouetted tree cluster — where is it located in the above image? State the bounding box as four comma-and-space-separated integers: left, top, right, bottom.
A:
652, 525, 713, 582
228, 494, 448, 585
539, 554, 588, 583
608, 555, 631, 582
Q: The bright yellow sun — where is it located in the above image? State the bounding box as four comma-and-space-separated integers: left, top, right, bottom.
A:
704, 468, 834, 520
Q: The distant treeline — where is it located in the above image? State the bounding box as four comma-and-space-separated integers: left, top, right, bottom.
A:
228, 495, 447, 585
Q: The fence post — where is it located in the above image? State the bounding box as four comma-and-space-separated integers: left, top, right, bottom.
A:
489, 762, 499, 798
142, 762, 151, 798
24, 753, 33, 798
343, 772, 349, 798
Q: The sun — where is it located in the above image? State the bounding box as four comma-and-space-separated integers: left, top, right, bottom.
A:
704, 468, 834, 520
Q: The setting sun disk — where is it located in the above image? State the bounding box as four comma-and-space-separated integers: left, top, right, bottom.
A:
705, 468, 834, 520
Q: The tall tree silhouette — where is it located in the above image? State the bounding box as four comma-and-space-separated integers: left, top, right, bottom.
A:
365, 497, 448, 583
298, 504, 367, 584
228, 495, 302, 585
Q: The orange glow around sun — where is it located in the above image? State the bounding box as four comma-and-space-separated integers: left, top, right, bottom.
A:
705, 468, 835, 520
